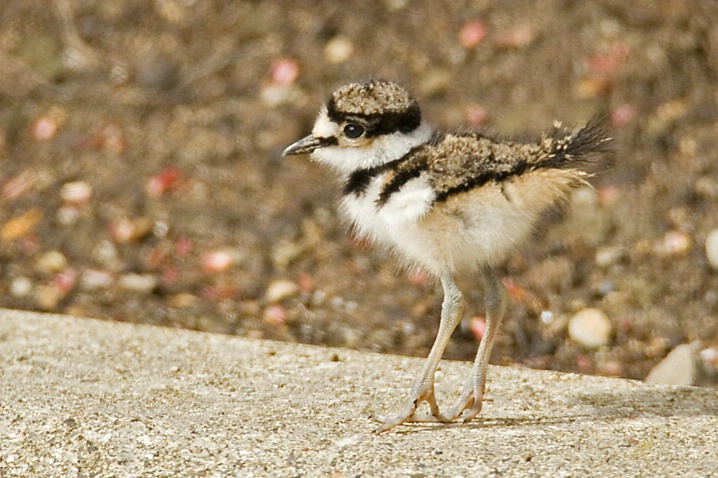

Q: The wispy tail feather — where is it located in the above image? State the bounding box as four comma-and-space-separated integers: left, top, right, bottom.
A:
541, 116, 613, 169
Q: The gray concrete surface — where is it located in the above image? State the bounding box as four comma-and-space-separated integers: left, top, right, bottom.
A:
1, 309, 717, 477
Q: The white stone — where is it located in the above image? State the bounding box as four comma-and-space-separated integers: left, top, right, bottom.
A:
10, 277, 33, 298
324, 36, 354, 64
60, 181, 92, 204
117, 274, 158, 293
646, 343, 699, 386
568, 308, 612, 349
705, 228, 718, 270
81, 270, 114, 291
265, 280, 300, 304
36, 251, 68, 274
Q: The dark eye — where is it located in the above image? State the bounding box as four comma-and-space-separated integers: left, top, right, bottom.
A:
343, 123, 365, 139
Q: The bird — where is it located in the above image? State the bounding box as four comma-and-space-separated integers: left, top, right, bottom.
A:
282, 78, 611, 433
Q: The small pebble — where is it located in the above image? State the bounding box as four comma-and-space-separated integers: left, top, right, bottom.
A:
568, 308, 612, 349
385, 0, 408, 10
175, 237, 193, 256
645, 342, 699, 386
587, 43, 630, 76
146, 167, 181, 197
265, 279, 300, 304
56, 206, 80, 226
263, 305, 287, 326
260, 84, 294, 108
465, 103, 489, 127
699, 347, 718, 364
60, 181, 93, 205
644, 100, 686, 139
574, 75, 610, 99
109, 219, 133, 243
36, 251, 68, 274
407, 270, 430, 286
459, 20, 487, 49
1, 209, 42, 242
575, 354, 593, 373
54, 268, 78, 293
117, 273, 158, 294
93, 240, 121, 269
35, 284, 64, 310
694, 176, 718, 199
2, 171, 35, 201
297, 272, 315, 293
31, 117, 58, 141
324, 36, 354, 64
269, 58, 300, 86
470, 316, 486, 341
80, 269, 114, 291
310, 289, 327, 306
97, 122, 127, 155
598, 186, 621, 206
503, 277, 544, 313
201, 284, 241, 300
167, 293, 200, 308
595, 279, 614, 297
705, 228, 718, 270
109, 218, 153, 244
495, 25, 536, 49
161, 266, 178, 285
610, 104, 636, 127
271, 240, 306, 269
595, 245, 626, 267
699, 347, 718, 379
597, 360, 623, 377
155, 0, 187, 23
540, 310, 555, 325
655, 230, 691, 256
202, 249, 240, 273
238, 300, 261, 317
152, 220, 169, 238
9, 276, 33, 298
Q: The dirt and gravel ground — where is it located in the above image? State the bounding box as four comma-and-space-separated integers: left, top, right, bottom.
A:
1, 0, 717, 385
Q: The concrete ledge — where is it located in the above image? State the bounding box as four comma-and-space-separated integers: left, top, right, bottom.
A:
1, 309, 717, 477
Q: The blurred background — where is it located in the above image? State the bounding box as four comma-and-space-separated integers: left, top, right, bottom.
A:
1, 0, 717, 387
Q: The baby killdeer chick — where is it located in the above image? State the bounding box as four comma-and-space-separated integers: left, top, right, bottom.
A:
283, 79, 611, 433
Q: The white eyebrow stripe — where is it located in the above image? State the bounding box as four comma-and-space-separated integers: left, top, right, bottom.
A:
312, 109, 337, 138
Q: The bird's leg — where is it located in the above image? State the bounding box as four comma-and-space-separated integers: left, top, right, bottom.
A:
372, 274, 464, 433
440, 267, 507, 422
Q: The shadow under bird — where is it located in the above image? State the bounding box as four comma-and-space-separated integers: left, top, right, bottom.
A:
283, 79, 611, 433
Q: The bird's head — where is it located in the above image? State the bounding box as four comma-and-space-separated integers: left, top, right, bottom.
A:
282, 79, 433, 174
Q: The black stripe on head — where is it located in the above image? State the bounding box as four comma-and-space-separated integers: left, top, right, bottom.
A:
317, 136, 339, 147
327, 97, 422, 138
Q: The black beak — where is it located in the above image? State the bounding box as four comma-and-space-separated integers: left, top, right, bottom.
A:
283, 134, 339, 156
282, 134, 324, 156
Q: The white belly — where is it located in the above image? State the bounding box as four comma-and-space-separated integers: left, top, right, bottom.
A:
339, 172, 431, 239
339, 172, 559, 276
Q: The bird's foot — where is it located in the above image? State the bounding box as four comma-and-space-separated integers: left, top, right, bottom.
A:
371, 387, 451, 433
443, 389, 484, 422
409, 389, 485, 424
